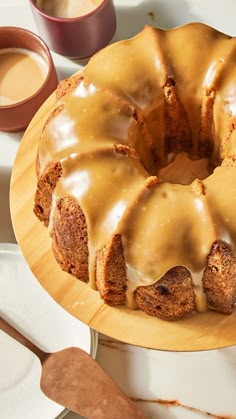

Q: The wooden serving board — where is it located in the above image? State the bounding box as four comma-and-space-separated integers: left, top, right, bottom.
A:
10, 87, 236, 352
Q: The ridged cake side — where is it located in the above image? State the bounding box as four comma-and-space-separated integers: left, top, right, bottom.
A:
34, 23, 236, 320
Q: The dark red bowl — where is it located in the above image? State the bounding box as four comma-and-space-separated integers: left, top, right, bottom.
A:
29, 0, 117, 58
0, 27, 58, 133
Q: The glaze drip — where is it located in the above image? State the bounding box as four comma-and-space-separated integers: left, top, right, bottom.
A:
37, 23, 236, 313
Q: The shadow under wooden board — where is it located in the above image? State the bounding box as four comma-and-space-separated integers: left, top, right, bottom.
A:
10, 81, 236, 352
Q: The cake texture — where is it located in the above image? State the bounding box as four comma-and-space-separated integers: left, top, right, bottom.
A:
34, 23, 236, 320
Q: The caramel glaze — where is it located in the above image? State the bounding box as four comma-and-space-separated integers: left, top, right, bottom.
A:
38, 23, 236, 312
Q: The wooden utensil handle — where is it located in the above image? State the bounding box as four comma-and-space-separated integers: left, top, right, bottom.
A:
0, 316, 48, 362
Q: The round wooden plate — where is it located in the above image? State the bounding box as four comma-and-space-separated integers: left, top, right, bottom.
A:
10, 87, 236, 352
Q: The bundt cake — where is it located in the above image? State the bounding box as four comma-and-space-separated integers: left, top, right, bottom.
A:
34, 23, 236, 321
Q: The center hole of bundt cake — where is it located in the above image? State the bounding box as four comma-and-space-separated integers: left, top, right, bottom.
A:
158, 152, 213, 185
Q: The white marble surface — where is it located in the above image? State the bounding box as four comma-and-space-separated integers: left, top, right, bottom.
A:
1, 1, 236, 418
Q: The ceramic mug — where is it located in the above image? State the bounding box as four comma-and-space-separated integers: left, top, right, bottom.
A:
29, 0, 117, 58
0, 26, 58, 132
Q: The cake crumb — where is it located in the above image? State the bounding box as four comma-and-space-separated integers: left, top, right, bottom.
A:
148, 11, 155, 20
